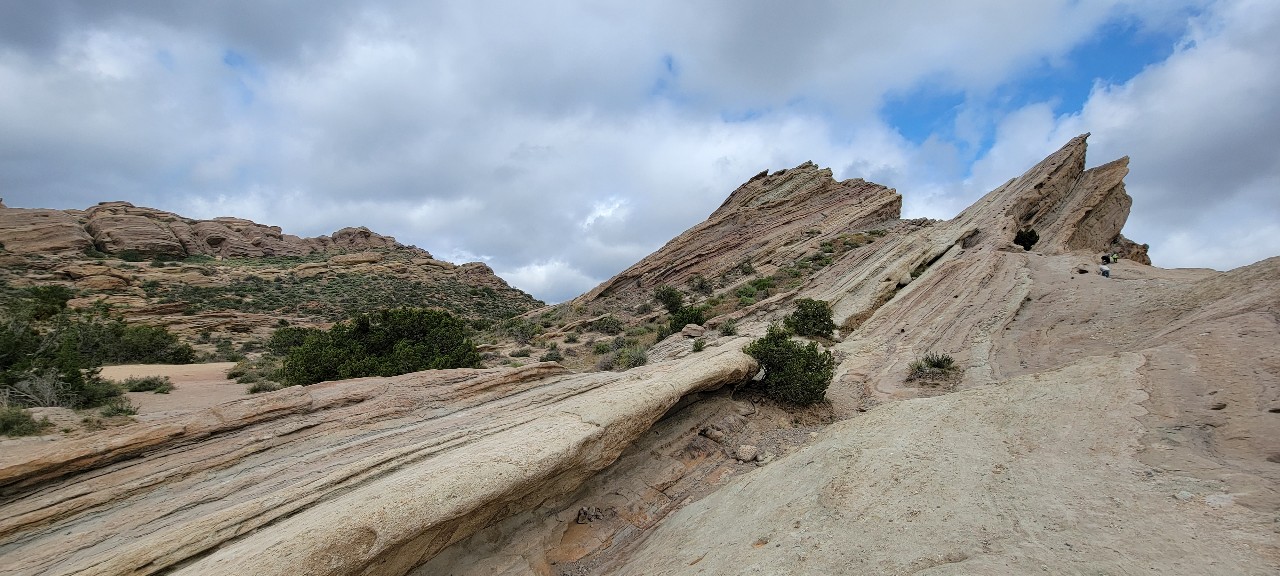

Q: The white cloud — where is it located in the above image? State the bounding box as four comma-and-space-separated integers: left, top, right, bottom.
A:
0, 0, 1275, 302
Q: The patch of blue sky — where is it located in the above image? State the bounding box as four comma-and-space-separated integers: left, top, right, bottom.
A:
1009, 17, 1184, 115
882, 14, 1188, 164
155, 49, 175, 71
221, 49, 260, 107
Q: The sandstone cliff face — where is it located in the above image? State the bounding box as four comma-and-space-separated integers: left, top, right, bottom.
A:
0, 349, 756, 576
0, 208, 94, 254
0, 200, 417, 259
575, 162, 902, 308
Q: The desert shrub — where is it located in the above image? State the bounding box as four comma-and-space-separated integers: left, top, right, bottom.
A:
654, 285, 684, 314
784, 298, 836, 338
719, 318, 738, 336
247, 381, 283, 394
121, 376, 174, 394
510, 348, 532, 357
615, 346, 648, 370
500, 317, 542, 344
267, 326, 320, 356
592, 342, 612, 355
743, 325, 834, 406
116, 249, 146, 262
749, 277, 775, 292
0, 407, 50, 436
539, 346, 563, 362
23, 285, 76, 321
634, 302, 654, 315
688, 275, 713, 295
589, 315, 624, 335
100, 396, 138, 417
907, 352, 958, 382
1013, 228, 1039, 251
279, 308, 481, 386
735, 285, 757, 299
667, 305, 708, 334
692, 338, 706, 352
564, 333, 580, 344
595, 353, 616, 371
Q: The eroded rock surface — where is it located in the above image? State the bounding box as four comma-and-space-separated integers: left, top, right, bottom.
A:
0, 347, 756, 576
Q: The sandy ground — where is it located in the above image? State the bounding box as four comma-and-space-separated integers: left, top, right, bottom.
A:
101, 362, 241, 419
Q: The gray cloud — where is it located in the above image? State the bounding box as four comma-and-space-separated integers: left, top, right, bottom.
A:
0, 0, 1274, 302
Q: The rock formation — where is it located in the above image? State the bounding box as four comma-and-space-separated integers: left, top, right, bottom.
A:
0, 349, 756, 575
576, 161, 902, 308
0, 201, 415, 259
1, 134, 1277, 575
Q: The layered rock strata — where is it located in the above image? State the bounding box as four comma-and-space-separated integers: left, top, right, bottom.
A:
0, 346, 757, 575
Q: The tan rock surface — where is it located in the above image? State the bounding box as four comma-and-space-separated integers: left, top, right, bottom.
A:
0, 348, 756, 576
0, 207, 93, 254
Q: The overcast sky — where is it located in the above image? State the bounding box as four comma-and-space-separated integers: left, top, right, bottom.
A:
1, 1, 1277, 303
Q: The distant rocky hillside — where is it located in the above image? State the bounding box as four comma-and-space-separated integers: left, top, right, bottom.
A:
0, 201, 542, 350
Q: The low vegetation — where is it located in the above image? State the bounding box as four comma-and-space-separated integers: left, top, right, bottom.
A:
279, 307, 481, 386
1, 284, 194, 409
119, 376, 174, 394
0, 406, 51, 437
907, 352, 959, 384
743, 324, 835, 406
784, 298, 836, 338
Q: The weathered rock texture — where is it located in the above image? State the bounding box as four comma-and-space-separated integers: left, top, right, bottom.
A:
574, 162, 901, 309
433, 134, 1279, 574
3, 134, 1277, 575
0, 202, 543, 348
0, 347, 757, 575
0, 200, 414, 259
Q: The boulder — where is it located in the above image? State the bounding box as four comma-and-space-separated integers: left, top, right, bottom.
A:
0, 207, 94, 254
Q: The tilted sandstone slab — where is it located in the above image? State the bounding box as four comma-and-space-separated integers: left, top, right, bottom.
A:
575, 162, 902, 309
0, 346, 756, 575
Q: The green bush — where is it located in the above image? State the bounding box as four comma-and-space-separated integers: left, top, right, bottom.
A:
100, 396, 138, 417
784, 298, 836, 338
510, 348, 532, 357
0, 407, 50, 436
279, 308, 481, 386
688, 275, 713, 295
267, 326, 320, 356
719, 318, 738, 336
692, 338, 706, 352
247, 381, 283, 394
654, 285, 684, 314
564, 333, 580, 344
907, 352, 958, 382
589, 315, 624, 335
121, 376, 174, 394
615, 346, 648, 370
743, 325, 834, 406
592, 342, 612, 355
539, 348, 564, 362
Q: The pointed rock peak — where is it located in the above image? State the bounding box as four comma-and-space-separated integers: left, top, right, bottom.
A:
958, 133, 1145, 258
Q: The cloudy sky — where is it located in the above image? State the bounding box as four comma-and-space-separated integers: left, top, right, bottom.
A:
1, 1, 1277, 302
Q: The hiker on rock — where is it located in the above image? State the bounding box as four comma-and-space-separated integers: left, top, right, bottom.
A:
1100, 264, 1111, 278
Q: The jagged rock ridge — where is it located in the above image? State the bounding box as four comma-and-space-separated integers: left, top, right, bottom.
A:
1, 135, 1276, 575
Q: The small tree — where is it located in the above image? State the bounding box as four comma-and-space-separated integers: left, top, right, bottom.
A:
654, 285, 684, 314
784, 298, 836, 338
743, 325, 834, 406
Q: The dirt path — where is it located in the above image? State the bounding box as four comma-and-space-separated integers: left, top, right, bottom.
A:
101, 362, 241, 419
